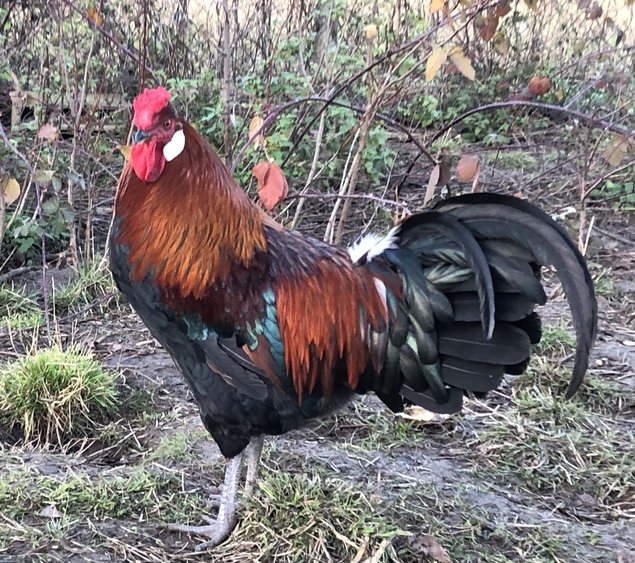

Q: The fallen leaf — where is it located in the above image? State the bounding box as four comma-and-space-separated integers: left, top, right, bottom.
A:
397, 405, 439, 422
448, 46, 475, 81
528, 75, 551, 96
248, 115, 265, 148
37, 124, 59, 141
117, 144, 132, 161
457, 154, 480, 181
408, 534, 452, 563
1, 177, 20, 205
602, 135, 630, 167
425, 47, 448, 81
39, 505, 62, 519
253, 161, 288, 211
424, 164, 441, 206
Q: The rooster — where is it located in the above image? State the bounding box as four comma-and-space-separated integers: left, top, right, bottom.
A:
110, 87, 597, 549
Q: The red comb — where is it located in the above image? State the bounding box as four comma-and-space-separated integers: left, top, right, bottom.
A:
132, 87, 171, 130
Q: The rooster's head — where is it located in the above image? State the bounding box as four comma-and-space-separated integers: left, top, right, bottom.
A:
130, 87, 185, 183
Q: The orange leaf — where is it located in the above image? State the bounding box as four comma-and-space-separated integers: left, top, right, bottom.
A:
457, 154, 480, 182
253, 161, 288, 211
86, 6, 104, 27
37, 124, 59, 141
528, 75, 551, 96
429, 0, 444, 14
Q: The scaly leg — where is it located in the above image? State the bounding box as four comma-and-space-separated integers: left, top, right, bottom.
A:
167, 453, 243, 551
243, 435, 264, 498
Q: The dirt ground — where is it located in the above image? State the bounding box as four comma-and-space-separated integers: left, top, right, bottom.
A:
0, 191, 634, 562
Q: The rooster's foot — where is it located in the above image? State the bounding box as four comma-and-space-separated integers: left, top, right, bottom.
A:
166, 515, 237, 551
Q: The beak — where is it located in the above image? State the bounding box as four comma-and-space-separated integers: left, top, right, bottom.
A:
133, 129, 150, 144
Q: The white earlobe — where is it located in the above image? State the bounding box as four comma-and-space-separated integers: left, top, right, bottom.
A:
163, 129, 185, 161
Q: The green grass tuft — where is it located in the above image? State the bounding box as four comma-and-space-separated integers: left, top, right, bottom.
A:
52, 260, 115, 313
466, 362, 635, 517
216, 469, 407, 562
0, 286, 43, 329
0, 345, 119, 446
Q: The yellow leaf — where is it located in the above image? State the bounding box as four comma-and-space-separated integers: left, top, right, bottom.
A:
37, 124, 59, 141
248, 115, 265, 149
424, 164, 441, 206
429, 0, 444, 13
425, 47, 448, 82
602, 135, 630, 167
364, 23, 378, 40
117, 144, 132, 161
449, 46, 476, 81
2, 177, 20, 205
493, 32, 508, 55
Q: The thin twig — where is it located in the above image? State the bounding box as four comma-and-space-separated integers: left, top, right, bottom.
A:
0, 266, 35, 284
284, 191, 410, 211
59, 0, 157, 82
428, 101, 634, 147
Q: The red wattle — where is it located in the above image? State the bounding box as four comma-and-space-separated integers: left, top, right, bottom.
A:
131, 140, 166, 182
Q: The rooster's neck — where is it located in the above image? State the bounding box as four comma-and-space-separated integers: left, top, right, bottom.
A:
114, 122, 267, 300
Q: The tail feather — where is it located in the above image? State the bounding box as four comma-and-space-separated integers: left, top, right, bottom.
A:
438, 323, 531, 365
367, 192, 596, 414
448, 292, 535, 322
436, 193, 597, 397
441, 356, 505, 392
397, 213, 496, 338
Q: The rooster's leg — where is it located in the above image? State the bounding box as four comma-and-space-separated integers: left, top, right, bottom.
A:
166, 453, 243, 550
243, 435, 264, 498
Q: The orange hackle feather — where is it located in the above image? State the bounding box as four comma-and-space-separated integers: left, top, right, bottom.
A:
275, 259, 388, 399
115, 122, 266, 306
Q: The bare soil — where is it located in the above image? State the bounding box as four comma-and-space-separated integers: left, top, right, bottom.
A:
0, 202, 634, 563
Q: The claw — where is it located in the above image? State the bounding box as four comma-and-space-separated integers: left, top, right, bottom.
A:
166, 516, 236, 550
164, 437, 264, 550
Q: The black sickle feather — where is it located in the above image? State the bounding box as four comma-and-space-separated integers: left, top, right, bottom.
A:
396, 213, 496, 339
437, 194, 596, 397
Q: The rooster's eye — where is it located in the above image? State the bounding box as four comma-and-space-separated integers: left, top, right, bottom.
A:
163, 120, 171, 129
